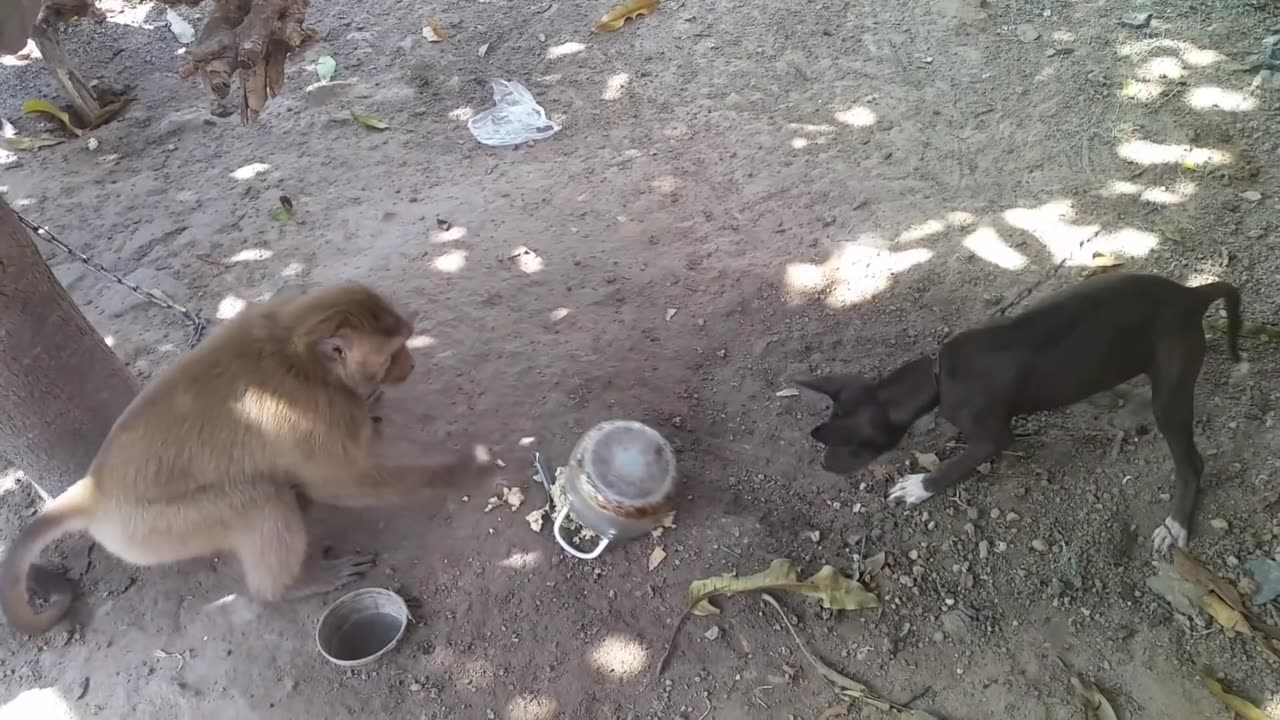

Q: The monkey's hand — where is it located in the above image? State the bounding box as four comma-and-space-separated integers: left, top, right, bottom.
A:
298, 440, 500, 509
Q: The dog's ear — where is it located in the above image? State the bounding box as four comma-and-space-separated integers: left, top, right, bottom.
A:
794, 373, 871, 401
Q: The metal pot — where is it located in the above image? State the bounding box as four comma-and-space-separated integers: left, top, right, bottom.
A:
553, 420, 678, 560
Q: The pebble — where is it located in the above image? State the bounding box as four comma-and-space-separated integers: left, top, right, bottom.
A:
1119, 12, 1153, 29
1210, 518, 1229, 531
1005, 512, 1020, 523
978, 540, 990, 559
1031, 539, 1049, 553
909, 550, 921, 561
967, 507, 979, 521
1016, 23, 1040, 42
704, 625, 721, 641
996, 540, 1008, 553
1241, 191, 1263, 202
1048, 578, 1064, 597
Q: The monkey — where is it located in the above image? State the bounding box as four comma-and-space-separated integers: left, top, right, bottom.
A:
1, 283, 497, 635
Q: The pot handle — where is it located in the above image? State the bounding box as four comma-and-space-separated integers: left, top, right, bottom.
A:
553, 505, 610, 560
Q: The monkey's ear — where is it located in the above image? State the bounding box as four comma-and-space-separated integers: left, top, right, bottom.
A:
793, 373, 870, 400
318, 336, 350, 361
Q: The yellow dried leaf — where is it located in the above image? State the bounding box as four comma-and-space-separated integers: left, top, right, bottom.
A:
1090, 251, 1124, 268
1203, 593, 1252, 634
1173, 549, 1247, 614
1, 135, 65, 151
686, 558, 878, 616
350, 110, 390, 130
423, 17, 447, 42
1070, 676, 1118, 720
21, 98, 84, 136
594, 0, 658, 32
648, 545, 667, 571
1197, 670, 1272, 720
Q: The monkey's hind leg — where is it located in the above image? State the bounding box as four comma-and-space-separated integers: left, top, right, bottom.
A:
233, 491, 375, 602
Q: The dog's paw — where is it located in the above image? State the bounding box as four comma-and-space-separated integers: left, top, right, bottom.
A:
888, 473, 934, 505
1151, 517, 1188, 556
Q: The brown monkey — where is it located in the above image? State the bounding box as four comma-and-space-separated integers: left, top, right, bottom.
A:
1, 283, 496, 635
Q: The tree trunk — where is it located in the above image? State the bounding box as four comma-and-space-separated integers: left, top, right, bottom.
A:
0, 198, 136, 497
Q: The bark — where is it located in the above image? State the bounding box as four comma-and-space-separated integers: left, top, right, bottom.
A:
29, 0, 117, 125
0, 198, 137, 496
168, 0, 316, 125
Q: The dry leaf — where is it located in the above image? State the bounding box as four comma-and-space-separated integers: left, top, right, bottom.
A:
1090, 251, 1124, 268
422, 17, 447, 42
775, 388, 800, 397
648, 545, 667, 571
863, 551, 887, 579
912, 451, 940, 472
1197, 670, 1272, 720
501, 486, 525, 511
1, 135, 65, 150
1070, 676, 1118, 720
594, 0, 659, 32
1173, 549, 1246, 615
761, 593, 940, 719
687, 558, 879, 616
1204, 593, 1252, 634
21, 98, 84, 136
350, 110, 390, 130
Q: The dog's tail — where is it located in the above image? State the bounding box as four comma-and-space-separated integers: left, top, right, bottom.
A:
1193, 281, 1241, 363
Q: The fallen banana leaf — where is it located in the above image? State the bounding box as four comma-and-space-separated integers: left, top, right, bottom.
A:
687, 558, 879, 616
1173, 549, 1246, 615
350, 110, 390, 130
1208, 317, 1280, 341
1, 135, 65, 150
594, 0, 658, 32
21, 98, 84, 136
1090, 251, 1125, 268
316, 55, 336, 82
89, 99, 130, 129
1197, 669, 1272, 720
1070, 676, 1118, 720
762, 594, 940, 719
1203, 593, 1252, 634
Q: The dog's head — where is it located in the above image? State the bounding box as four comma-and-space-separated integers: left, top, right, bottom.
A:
795, 372, 899, 475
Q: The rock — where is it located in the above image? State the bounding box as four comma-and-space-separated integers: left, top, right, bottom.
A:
1119, 12, 1152, 29
1047, 578, 1064, 597
1015, 24, 1040, 43
1145, 565, 1206, 619
704, 625, 721, 640
1210, 518, 1229, 530
1031, 539, 1049, 553
1241, 191, 1263, 202
1247, 557, 1280, 604
978, 540, 990, 559
937, 0, 990, 23
940, 609, 972, 640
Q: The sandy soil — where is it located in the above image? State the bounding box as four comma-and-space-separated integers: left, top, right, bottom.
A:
2, 0, 1280, 718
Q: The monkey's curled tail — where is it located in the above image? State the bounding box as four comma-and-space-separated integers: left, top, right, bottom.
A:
1, 478, 93, 635
1193, 281, 1242, 363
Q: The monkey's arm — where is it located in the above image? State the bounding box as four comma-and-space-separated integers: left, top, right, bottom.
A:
297, 440, 497, 508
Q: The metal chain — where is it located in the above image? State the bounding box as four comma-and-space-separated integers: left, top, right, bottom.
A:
990, 256, 1070, 317
14, 210, 207, 347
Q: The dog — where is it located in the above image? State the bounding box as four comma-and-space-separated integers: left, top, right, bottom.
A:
796, 272, 1243, 555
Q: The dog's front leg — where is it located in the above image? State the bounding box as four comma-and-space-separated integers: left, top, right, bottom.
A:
888, 429, 1011, 505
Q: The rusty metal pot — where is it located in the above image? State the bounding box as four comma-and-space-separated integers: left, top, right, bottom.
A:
553, 420, 678, 560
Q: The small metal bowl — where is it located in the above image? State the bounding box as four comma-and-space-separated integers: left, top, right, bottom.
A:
315, 588, 409, 667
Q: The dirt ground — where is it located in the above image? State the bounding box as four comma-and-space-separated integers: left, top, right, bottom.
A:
2, 0, 1280, 717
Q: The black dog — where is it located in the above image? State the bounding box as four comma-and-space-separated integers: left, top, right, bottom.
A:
796, 272, 1243, 555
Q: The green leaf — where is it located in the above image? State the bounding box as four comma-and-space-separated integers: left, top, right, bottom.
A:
20, 98, 84, 136
270, 205, 292, 222
1, 135, 65, 151
316, 55, 336, 83
350, 109, 390, 130
686, 558, 879, 616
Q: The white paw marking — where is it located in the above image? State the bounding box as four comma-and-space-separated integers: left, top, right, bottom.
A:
888, 473, 934, 505
1151, 516, 1188, 555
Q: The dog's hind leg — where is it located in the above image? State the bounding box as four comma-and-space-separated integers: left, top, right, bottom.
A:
889, 424, 1012, 505
1148, 330, 1207, 555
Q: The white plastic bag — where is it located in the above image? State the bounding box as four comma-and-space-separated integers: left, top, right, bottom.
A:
467, 79, 561, 147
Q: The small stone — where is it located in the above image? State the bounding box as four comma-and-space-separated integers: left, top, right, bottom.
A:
1210, 518, 1229, 530
1119, 12, 1153, 29
996, 541, 1008, 553
966, 507, 979, 521
1005, 512, 1020, 523
909, 550, 921, 561
804, 530, 821, 543
1031, 539, 1049, 553
1015, 23, 1040, 42
409, 683, 422, 692
933, 631, 945, 643
1241, 191, 1263, 202
1047, 578, 1064, 597
704, 625, 721, 641
990, 508, 1000, 519
978, 540, 990, 559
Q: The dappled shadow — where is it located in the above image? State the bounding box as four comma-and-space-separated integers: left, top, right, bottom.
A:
2, 0, 1279, 717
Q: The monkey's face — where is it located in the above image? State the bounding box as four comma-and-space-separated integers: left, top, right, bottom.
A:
324, 332, 416, 396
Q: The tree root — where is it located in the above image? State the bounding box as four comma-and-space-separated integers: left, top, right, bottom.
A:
28, 0, 116, 124
166, 0, 316, 125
